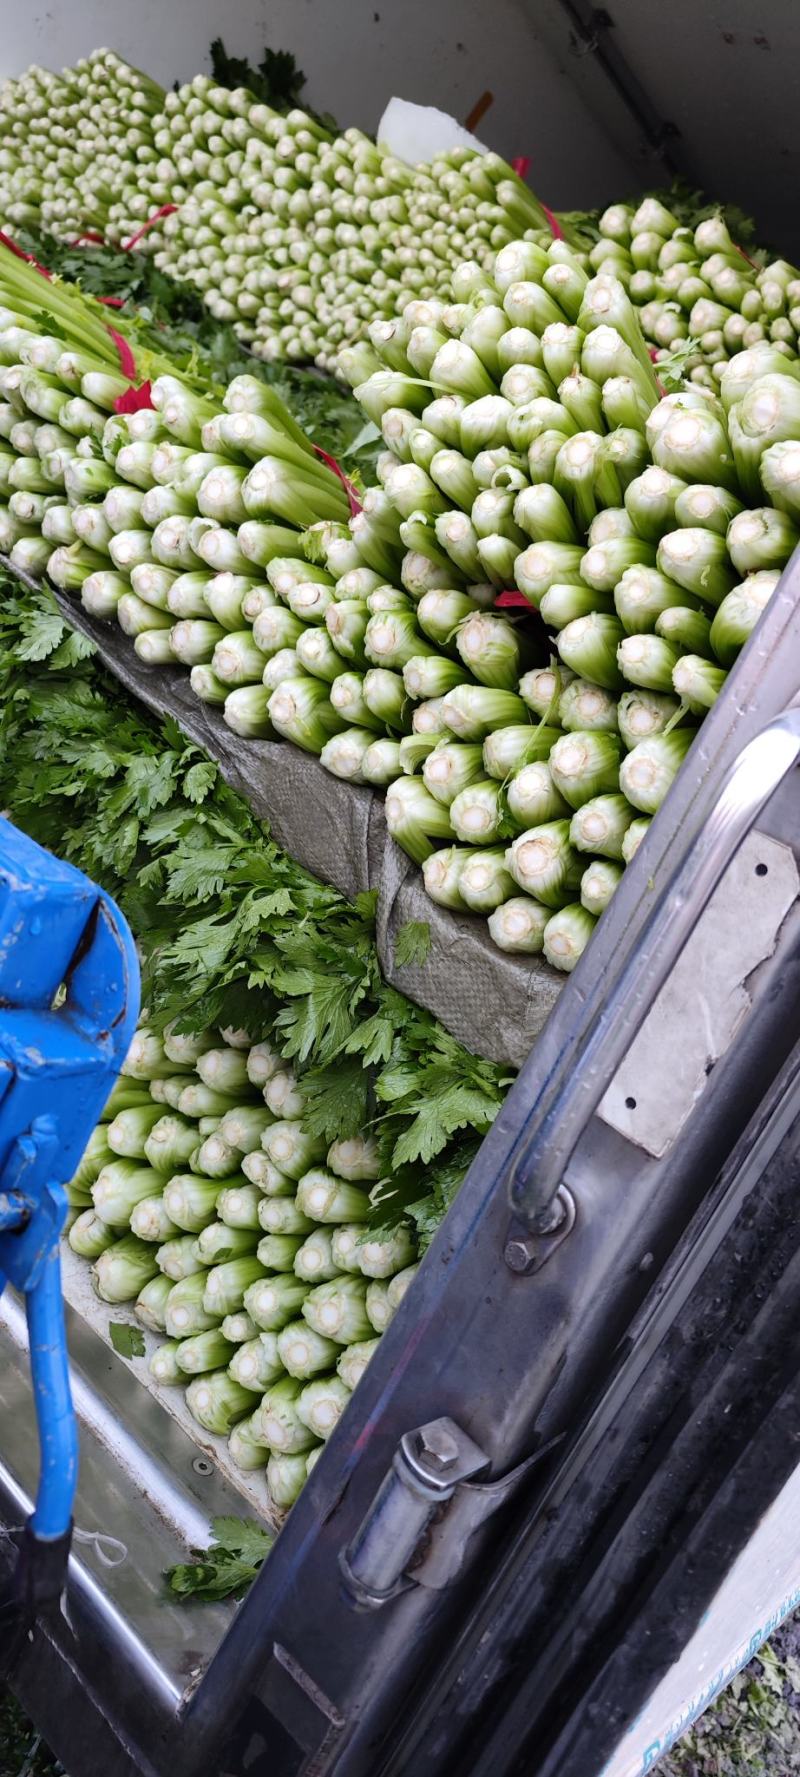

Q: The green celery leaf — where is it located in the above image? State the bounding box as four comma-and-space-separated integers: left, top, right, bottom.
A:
394, 920, 431, 969
300, 1056, 369, 1140
164, 1513, 273, 1602
211, 1516, 273, 1558
109, 1322, 146, 1359
391, 1084, 501, 1167
17, 608, 67, 662
183, 761, 217, 803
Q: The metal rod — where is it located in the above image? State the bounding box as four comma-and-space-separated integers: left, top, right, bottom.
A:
550, 0, 681, 165
510, 706, 800, 1228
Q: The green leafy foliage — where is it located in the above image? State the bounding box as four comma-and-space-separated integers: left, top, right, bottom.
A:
0, 576, 511, 1235
208, 37, 336, 131
394, 920, 431, 969
165, 1515, 272, 1602
660, 1633, 800, 1775
370, 1140, 479, 1249
108, 1322, 146, 1359
650, 333, 708, 393
300, 1055, 370, 1142
647, 180, 764, 255
0, 1689, 65, 1774
210, 37, 307, 112
12, 587, 96, 665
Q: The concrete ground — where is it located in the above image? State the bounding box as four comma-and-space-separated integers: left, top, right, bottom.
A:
661, 1618, 800, 1776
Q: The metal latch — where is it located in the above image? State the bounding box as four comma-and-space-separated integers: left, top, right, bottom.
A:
340, 1417, 489, 1610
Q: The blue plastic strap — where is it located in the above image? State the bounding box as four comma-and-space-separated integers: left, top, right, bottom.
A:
26, 1247, 78, 1540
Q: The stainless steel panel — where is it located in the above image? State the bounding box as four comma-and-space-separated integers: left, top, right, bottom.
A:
599, 830, 798, 1158
510, 706, 800, 1223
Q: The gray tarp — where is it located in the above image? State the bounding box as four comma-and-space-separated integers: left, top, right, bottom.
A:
52, 591, 563, 1066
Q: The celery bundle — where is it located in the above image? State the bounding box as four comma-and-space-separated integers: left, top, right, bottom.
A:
0, 50, 164, 245
0, 49, 572, 370
68, 1023, 417, 1512
127, 77, 564, 369
591, 198, 800, 383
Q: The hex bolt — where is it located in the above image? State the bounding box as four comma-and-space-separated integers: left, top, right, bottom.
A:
416, 1422, 460, 1472
504, 1234, 539, 1274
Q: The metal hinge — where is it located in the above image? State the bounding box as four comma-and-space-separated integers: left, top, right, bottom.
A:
340, 1420, 563, 1610
340, 1418, 489, 1609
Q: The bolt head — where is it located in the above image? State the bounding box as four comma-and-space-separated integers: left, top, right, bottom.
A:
504, 1235, 538, 1274
417, 1421, 459, 1472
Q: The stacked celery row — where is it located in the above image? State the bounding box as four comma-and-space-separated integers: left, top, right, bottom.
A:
133, 76, 560, 367
0, 50, 164, 247
2, 246, 799, 977
67, 1024, 418, 1512
3, 49, 800, 380
0, 64, 63, 230
0, 50, 563, 372
591, 198, 800, 381
333, 243, 799, 965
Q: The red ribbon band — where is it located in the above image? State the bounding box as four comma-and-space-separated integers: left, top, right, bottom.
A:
0, 229, 52, 279
540, 202, 565, 242
495, 589, 531, 609
312, 444, 363, 515
121, 205, 178, 252
105, 326, 138, 381
510, 161, 565, 242
114, 380, 154, 414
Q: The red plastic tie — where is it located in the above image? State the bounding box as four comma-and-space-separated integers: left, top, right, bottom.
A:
121, 205, 178, 252
312, 444, 363, 515
0, 230, 52, 279
114, 380, 154, 414
735, 241, 758, 270
495, 589, 532, 609
106, 329, 153, 411
106, 327, 155, 409
510, 164, 564, 241
105, 326, 137, 380
71, 231, 106, 247
541, 202, 565, 242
